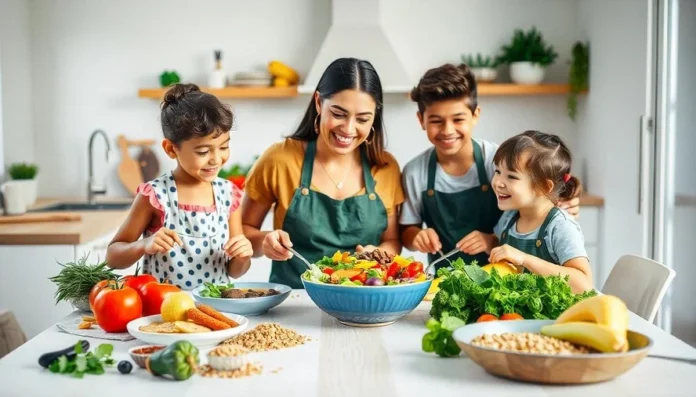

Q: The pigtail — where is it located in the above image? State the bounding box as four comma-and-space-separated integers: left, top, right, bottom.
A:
559, 175, 583, 201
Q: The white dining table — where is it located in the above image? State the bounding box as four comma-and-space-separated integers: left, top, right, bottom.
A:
1, 290, 695, 397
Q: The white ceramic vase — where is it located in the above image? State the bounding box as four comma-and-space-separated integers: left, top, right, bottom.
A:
509, 62, 546, 84
13, 179, 37, 206
471, 67, 498, 83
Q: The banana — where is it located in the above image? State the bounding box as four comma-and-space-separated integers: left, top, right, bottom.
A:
268, 61, 299, 85
555, 295, 629, 333
541, 322, 629, 353
273, 77, 290, 87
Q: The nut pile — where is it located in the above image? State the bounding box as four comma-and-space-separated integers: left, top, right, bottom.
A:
471, 332, 591, 355
221, 323, 308, 352
208, 344, 249, 358
199, 362, 263, 379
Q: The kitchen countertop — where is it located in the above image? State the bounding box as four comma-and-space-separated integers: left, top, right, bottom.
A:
0, 291, 694, 397
0, 197, 131, 245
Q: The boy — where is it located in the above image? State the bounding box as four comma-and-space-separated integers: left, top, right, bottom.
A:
400, 63, 579, 270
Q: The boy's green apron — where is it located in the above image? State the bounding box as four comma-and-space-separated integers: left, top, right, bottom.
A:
422, 140, 502, 271
270, 140, 388, 289
499, 207, 560, 268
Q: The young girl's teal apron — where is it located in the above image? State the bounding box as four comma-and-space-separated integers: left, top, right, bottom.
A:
269, 140, 388, 289
499, 207, 560, 269
422, 140, 502, 271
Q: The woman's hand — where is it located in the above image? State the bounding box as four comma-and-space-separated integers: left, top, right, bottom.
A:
224, 235, 253, 260
263, 230, 293, 261
488, 244, 527, 267
558, 197, 580, 218
143, 228, 183, 255
457, 231, 497, 255
412, 228, 442, 254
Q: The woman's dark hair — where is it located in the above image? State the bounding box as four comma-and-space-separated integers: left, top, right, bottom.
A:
160, 83, 234, 145
410, 63, 478, 114
289, 58, 387, 166
493, 130, 583, 203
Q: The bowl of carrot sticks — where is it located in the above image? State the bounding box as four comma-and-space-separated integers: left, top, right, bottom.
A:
126, 304, 249, 348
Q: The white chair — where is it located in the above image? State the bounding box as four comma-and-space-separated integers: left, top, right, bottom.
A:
601, 254, 676, 323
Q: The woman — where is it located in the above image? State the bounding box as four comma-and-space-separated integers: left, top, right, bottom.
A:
242, 58, 405, 289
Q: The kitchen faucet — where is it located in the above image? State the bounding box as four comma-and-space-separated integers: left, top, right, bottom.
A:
87, 129, 112, 204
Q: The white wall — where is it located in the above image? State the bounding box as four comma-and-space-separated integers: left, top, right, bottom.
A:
26, 0, 581, 198
575, 0, 652, 285
0, 0, 34, 171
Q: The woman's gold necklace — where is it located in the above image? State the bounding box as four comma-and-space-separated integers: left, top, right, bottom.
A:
318, 160, 351, 189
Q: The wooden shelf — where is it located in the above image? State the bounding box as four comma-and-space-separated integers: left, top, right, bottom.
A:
138, 84, 584, 100
477, 83, 583, 95
138, 86, 299, 99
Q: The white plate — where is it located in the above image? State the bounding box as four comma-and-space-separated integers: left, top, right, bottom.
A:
126, 313, 248, 348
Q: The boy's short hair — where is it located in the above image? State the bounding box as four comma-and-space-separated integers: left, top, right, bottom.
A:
410, 63, 478, 114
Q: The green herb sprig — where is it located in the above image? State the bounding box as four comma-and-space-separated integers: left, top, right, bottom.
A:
48, 342, 115, 378
199, 282, 235, 298
49, 255, 119, 304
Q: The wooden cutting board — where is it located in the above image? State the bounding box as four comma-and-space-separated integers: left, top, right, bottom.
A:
117, 136, 157, 196
0, 213, 82, 224
137, 147, 160, 182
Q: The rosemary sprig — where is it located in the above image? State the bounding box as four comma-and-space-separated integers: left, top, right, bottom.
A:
49, 254, 119, 304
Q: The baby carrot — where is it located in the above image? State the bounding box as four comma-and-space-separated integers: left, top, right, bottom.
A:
186, 308, 231, 331
197, 304, 239, 327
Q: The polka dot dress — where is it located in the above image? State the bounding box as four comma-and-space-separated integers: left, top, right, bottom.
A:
140, 172, 233, 290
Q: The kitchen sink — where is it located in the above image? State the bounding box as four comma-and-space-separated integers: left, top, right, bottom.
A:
30, 202, 132, 212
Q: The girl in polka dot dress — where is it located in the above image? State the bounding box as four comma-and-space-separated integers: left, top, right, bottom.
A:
106, 83, 253, 290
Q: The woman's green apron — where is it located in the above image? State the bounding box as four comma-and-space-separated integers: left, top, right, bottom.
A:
269, 140, 388, 289
422, 140, 502, 271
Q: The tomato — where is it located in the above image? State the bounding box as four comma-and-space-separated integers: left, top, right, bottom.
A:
93, 282, 142, 333
122, 265, 157, 295
322, 267, 335, 275
476, 314, 499, 323
402, 262, 424, 278
139, 281, 181, 316
89, 280, 114, 312
350, 271, 367, 284
386, 263, 401, 279
500, 313, 524, 321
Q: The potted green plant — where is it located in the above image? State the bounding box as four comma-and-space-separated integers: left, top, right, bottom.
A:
568, 41, 589, 121
8, 162, 39, 205
461, 53, 500, 83
497, 27, 558, 84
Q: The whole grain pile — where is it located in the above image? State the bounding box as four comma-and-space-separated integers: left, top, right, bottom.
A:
199, 362, 263, 379
221, 323, 308, 352
471, 332, 592, 355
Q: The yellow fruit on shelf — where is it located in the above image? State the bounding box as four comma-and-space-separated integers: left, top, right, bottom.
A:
268, 61, 299, 85
273, 77, 290, 87
160, 292, 196, 322
555, 295, 629, 333
540, 321, 629, 353
481, 262, 520, 276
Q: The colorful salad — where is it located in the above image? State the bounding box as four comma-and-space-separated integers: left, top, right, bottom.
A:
302, 250, 429, 286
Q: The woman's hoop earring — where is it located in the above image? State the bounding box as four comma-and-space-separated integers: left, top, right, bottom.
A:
365, 126, 376, 145
314, 114, 320, 135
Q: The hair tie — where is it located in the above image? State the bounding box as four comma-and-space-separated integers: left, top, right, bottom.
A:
563, 173, 571, 183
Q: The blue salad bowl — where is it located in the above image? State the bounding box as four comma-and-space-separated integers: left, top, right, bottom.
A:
301, 278, 432, 327
191, 282, 292, 316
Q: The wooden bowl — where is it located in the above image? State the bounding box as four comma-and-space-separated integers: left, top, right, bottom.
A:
452, 320, 652, 385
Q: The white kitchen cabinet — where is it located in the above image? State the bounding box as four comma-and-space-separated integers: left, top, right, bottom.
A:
0, 245, 76, 340
74, 232, 135, 278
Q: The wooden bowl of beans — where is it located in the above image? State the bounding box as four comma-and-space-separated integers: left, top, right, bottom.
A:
452, 319, 652, 384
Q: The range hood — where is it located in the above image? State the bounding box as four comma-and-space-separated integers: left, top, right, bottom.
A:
298, 0, 413, 94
